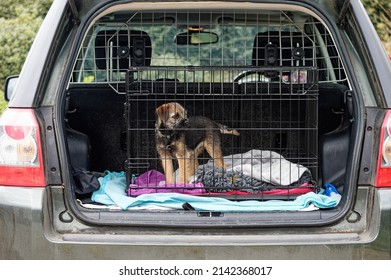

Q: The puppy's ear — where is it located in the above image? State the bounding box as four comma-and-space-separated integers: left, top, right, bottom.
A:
175, 103, 187, 119
181, 107, 189, 126
155, 111, 160, 128
155, 105, 166, 127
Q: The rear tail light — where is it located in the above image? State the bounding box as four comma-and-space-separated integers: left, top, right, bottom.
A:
0, 108, 45, 187
375, 110, 391, 187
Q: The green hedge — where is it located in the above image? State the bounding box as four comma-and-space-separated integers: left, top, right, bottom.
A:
362, 0, 391, 53
0, 1, 52, 91
0, 90, 6, 116
0, 0, 52, 115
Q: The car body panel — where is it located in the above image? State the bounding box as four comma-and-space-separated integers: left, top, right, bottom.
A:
1, 186, 390, 259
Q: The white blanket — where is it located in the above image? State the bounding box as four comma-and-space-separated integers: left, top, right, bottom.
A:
224, 150, 309, 186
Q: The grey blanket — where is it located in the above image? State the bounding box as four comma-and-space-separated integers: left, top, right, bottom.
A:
194, 150, 314, 193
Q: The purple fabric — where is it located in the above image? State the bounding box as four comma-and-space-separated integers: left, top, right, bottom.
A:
134, 170, 165, 187
127, 170, 205, 196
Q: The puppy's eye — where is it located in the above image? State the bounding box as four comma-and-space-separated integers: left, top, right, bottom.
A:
172, 113, 180, 119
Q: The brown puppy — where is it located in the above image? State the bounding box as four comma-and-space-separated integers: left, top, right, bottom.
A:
155, 102, 240, 184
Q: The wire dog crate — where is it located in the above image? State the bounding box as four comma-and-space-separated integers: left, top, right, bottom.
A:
125, 66, 318, 199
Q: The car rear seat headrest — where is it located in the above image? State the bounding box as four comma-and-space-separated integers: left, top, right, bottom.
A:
252, 31, 314, 67
95, 30, 152, 70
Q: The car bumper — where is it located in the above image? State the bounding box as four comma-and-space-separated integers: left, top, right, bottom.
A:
1, 186, 390, 259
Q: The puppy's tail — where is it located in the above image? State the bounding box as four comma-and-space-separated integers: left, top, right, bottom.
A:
217, 124, 240, 136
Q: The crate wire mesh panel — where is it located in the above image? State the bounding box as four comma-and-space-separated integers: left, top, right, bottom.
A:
125, 66, 318, 199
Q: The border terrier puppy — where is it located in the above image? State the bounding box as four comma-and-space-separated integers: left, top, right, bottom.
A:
155, 102, 240, 184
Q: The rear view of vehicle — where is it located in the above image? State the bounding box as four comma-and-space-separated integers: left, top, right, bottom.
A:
1, 0, 390, 259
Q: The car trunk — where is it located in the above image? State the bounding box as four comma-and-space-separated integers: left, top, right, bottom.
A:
63, 6, 355, 227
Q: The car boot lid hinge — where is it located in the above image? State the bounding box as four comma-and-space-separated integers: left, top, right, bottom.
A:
337, 0, 351, 28
68, 0, 80, 25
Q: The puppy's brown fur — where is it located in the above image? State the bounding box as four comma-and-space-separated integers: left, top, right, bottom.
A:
155, 102, 239, 184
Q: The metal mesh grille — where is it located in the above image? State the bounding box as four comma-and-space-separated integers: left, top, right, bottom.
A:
70, 9, 346, 92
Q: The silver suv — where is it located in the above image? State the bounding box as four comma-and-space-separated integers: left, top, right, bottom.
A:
1, 0, 391, 259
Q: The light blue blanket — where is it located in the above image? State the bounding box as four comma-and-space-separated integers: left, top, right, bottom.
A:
91, 171, 337, 212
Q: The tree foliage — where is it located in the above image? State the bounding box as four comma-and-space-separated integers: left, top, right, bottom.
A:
0, 0, 52, 19
0, 0, 52, 89
362, 0, 391, 53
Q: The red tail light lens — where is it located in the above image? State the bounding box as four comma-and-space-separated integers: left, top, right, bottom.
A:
0, 108, 45, 187
375, 110, 391, 187
4, 125, 33, 140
